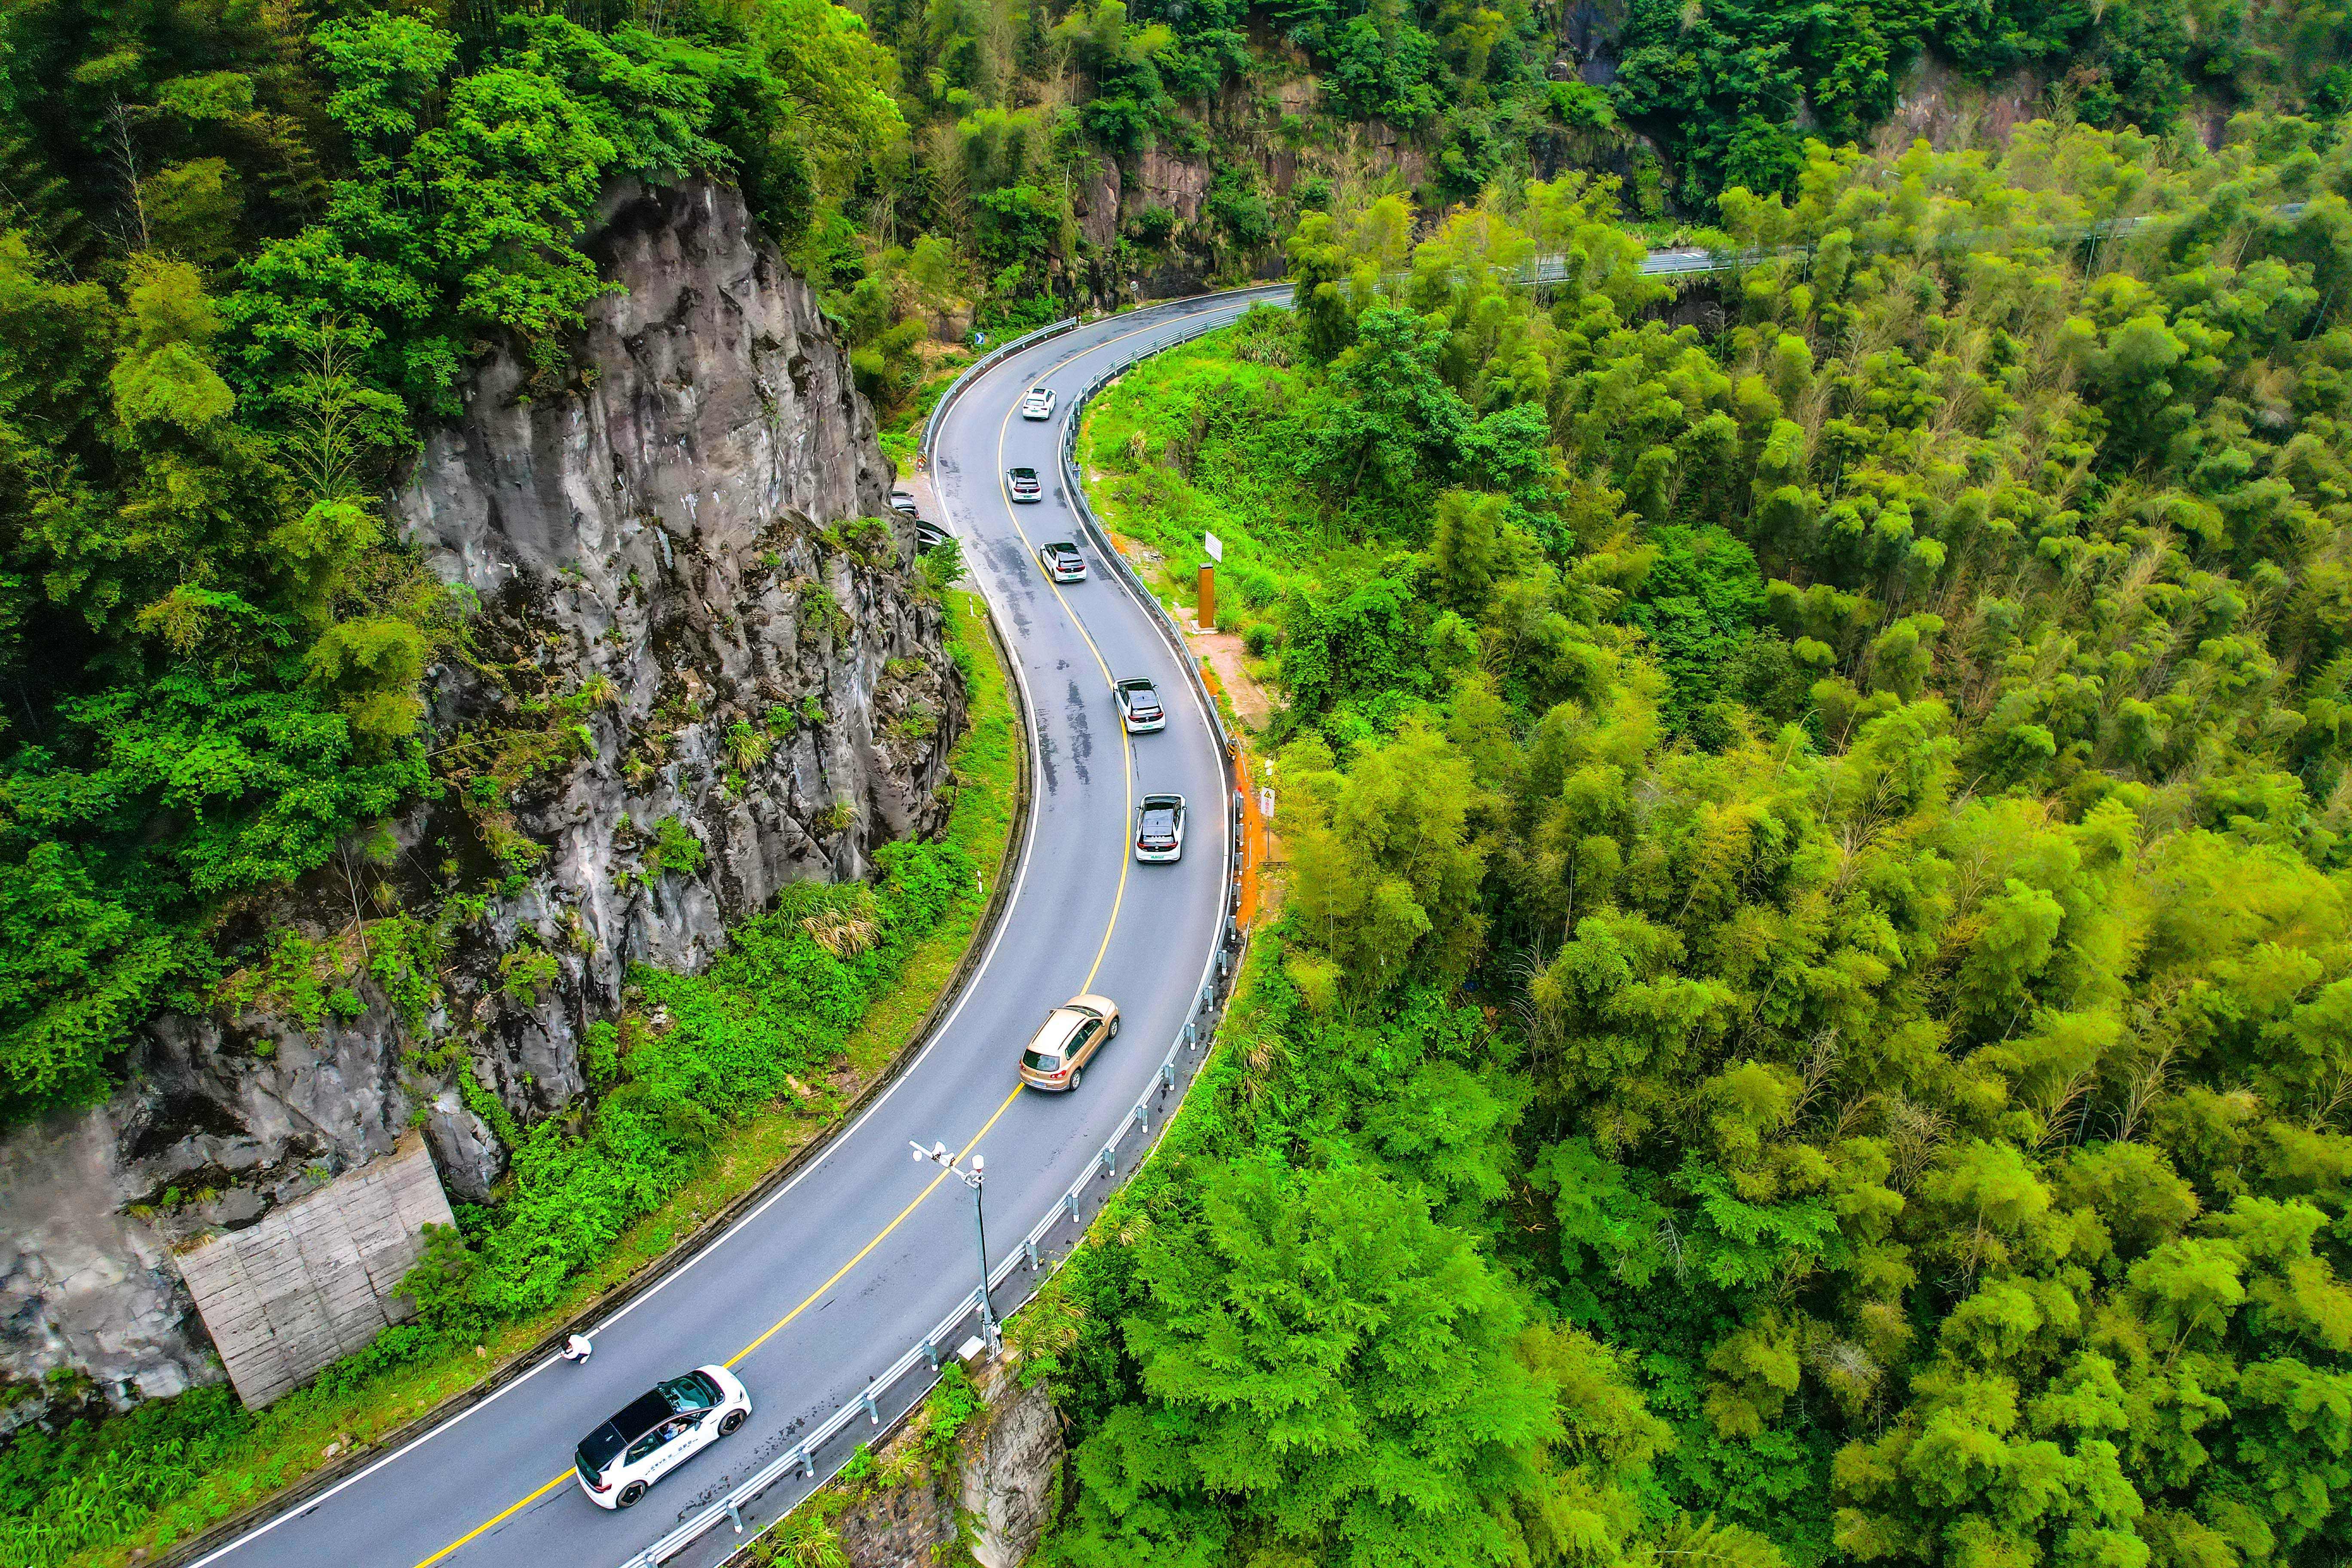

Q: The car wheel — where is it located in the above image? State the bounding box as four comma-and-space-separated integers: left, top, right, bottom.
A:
1068, 1066, 1083, 1091
718, 1409, 746, 1437
1109, 1017, 1121, 1038
616, 1482, 647, 1510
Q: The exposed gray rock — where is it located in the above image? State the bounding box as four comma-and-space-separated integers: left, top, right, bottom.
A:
831, 1360, 1064, 1568
0, 178, 962, 1409
959, 1372, 1063, 1568
0, 1111, 203, 1403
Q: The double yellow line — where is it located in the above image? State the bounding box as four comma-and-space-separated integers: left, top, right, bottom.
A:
413, 306, 1220, 1568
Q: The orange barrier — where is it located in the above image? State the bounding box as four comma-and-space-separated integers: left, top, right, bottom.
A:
1196, 660, 1266, 931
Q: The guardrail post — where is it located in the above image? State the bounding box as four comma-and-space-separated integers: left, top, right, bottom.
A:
863, 1390, 880, 1425
1137, 1097, 1151, 1134
1162, 1059, 1177, 1090
728, 1502, 745, 1534
1025, 1237, 1041, 1269
922, 1340, 939, 1372
1100, 1145, 1117, 1179
799, 1446, 815, 1477
1066, 1188, 1081, 1222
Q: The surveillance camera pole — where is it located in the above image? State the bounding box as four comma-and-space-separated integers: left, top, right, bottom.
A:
913, 1140, 999, 1355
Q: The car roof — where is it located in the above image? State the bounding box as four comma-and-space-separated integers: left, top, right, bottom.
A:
1028, 1008, 1090, 1055
609, 1388, 675, 1441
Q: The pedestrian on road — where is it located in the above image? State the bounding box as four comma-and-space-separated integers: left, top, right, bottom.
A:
562, 1333, 592, 1365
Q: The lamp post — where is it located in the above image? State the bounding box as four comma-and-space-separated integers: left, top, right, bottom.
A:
913, 1140, 998, 1355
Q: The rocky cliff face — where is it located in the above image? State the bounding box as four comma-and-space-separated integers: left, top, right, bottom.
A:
0, 180, 962, 1408
827, 1363, 1064, 1568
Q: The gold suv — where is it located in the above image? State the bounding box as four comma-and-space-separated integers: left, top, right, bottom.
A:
1018, 994, 1122, 1091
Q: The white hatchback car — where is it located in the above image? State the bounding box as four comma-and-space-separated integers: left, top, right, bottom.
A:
575, 1365, 751, 1510
1020, 386, 1056, 420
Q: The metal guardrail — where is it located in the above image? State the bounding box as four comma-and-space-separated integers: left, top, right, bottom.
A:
621, 291, 1265, 1568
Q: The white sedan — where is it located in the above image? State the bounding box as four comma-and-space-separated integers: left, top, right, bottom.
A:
1020, 386, 1056, 420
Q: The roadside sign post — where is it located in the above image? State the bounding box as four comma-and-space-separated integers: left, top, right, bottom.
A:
1200, 532, 1222, 630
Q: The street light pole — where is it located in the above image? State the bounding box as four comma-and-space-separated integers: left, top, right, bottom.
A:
913, 1140, 999, 1355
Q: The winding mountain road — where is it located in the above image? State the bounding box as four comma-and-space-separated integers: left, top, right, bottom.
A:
183, 288, 1279, 1568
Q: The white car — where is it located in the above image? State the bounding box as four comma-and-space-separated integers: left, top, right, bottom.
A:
1135, 793, 1185, 863
575, 1365, 751, 1510
1020, 386, 1056, 420
1115, 677, 1165, 733
1038, 540, 1087, 581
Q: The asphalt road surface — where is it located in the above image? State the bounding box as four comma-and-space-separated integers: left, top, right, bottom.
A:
188, 288, 1274, 1568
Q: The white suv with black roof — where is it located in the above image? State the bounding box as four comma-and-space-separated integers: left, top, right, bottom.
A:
575, 1365, 751, 1510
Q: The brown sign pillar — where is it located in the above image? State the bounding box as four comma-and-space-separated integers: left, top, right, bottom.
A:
1197, 564, 1215, 631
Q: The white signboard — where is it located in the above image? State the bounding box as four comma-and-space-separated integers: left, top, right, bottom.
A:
1204, 532, 1223, 563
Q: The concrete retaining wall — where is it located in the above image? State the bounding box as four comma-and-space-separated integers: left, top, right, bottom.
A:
177, 1133, 453, 1409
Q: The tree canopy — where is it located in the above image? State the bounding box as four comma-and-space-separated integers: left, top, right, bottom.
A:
1050, 114, 2352, 1568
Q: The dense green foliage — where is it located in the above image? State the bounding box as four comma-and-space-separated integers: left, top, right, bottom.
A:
843, 0, 2352, 342
407, 837, 973, 1329
1056, 115, 2352, 1568
0, 0, 898, 1122
1614, 0, 2351, 210
6, 0, 2337, 1123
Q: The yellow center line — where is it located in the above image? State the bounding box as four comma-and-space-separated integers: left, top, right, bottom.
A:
416, 1474, 571, 1568
723, 1084, 1024, 1369
410, 1088, 1026, 1568
412, 305, 1235, 1568
985, 314, 1213, 989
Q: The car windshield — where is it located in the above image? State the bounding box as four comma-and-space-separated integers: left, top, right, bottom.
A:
660, 1373, 717, 1412
1012, 468, 1036, 480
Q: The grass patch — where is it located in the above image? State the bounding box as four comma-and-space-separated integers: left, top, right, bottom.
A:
5, 589, 1022, 1568
1078, 309, 1385, 641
